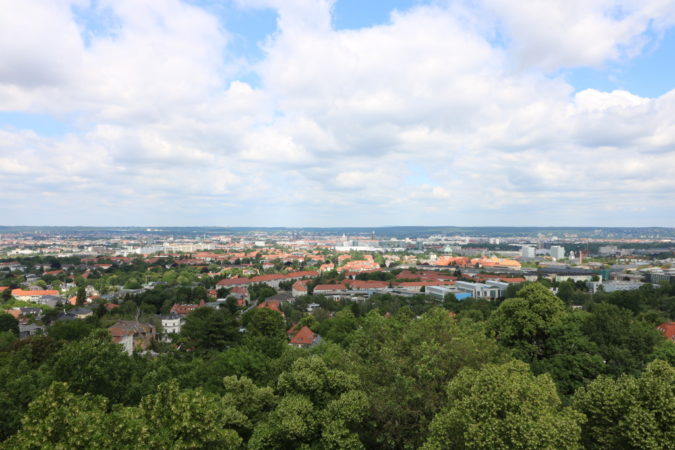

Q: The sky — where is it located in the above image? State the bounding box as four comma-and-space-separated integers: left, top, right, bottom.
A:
1, 0, 675, 227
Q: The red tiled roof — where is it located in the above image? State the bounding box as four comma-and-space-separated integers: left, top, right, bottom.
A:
4, 309, 21, 319
12, 289, 59, 297
657, 322, 675, 340
313, 283, 348, 291
289, 326, 317, 345
349, 280, 389, 289
285, 270, 319, 278
250, 274, 286, 283
216, 277, 249, 287
499, 277, 527, 283
170, 300, 206, 315
257, 300, 283, 314
0, 286, 8, 292
43, 270, 63, 276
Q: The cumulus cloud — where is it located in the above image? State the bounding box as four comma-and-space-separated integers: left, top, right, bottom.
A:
0, 0, 674, 226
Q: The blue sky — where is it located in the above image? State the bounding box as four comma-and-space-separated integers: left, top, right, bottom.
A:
1, 0, 675, 226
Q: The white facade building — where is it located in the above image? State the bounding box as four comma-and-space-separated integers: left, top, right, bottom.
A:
161, 313, 184, 340
550, 246, 565, 260
521, 246, 536, 259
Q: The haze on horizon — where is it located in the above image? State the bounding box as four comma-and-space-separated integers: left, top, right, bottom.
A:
1, 0, 675, 227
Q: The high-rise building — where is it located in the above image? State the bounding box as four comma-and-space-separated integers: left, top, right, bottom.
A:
521, 246, 536, 258
550, 245, 565, 260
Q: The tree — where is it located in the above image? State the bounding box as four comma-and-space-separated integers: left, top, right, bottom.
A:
529, 311, 605, 396
48, 319, 95, 341
0, 313, 19, 336
572, 359, 674, 449
140, 379, 244, 449
583, 303, 663, 376
249, 283, 277, 303
221, 375, 278, 440
4, 382, 142, 449
557, 280, 576, 304
49, 332, 136, 404
319, 309, 360, 345
488, 282, 566, 362
76, 286, 86, 305
180, 307, 240, 351
249, 356, 368, 449
349, 308, 503, 449
124, 278, 142, 289
422, 360, 584, 450
242, 308, 287, 358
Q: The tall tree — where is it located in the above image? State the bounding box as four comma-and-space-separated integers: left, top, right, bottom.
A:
422, 360, 584, 449
572, 359, 675, 450
0, 313, 19, 336
249, 356, 368, 449
180, 307, 240, 351
488, 282, 566, 361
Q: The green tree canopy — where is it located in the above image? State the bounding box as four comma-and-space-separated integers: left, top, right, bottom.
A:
0, 313, 19, 336
180, 307, 240, 351
572, 359, 675, 450
488, 282, 566, 361
423, 360, 584, 450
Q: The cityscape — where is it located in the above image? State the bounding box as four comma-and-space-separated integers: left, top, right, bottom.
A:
2, 0, 675, 448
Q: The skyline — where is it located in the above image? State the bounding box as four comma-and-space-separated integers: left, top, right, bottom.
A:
2, 0, 675, 227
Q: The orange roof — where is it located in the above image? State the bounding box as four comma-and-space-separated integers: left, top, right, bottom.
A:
4, 309, 21, 319
170, 301, 205, 315
657, 322, 675, 340
216, 277, 249, 287
11, 289, 59, 297
434, 256, 470, 267
500, 277, 527, 283
249, 274, 286, 283
0, 286, 8, 292
285, 270, 319, 278
314, 283, 347, 291
289, 326, 317, 345
69, 296, 77, 305
349, 280, 389, 289
257, 300, 283, 314
319, 263, 335, 272
43, 270, 63, 276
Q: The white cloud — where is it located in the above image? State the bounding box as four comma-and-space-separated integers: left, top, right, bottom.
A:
480, 0, 675, 70
0, 0, 674, 226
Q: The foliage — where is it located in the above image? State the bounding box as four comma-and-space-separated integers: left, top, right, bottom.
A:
180, 307, 240, 351
488, 282, 566, 361
572, 359, 675, 449
0, 313, 19, 336
423, 360, 584, 449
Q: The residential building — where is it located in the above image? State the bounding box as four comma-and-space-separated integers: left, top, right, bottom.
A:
70, 307, 93, 319
656, 322, 675, 341
289, 326, 322, 348
170, 300, 206, 316
19, 323, 45, 339
109, 321, 156, 354
160, 313, 184, 340
11, 289, 59, 302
